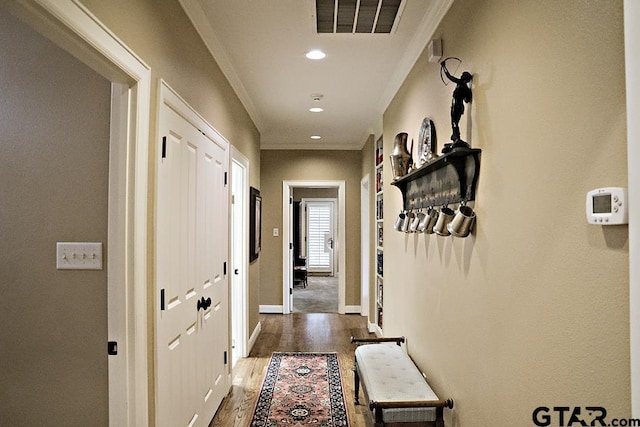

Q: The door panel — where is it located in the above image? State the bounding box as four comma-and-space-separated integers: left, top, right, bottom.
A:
305, 201, 335, 274
156, 96, 229, 426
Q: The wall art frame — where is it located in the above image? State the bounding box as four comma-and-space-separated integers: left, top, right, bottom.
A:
249, 186, 262, 262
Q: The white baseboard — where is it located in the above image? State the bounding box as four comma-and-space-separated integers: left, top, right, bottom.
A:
344, 305, 361, 314
368, 322, 377, 333
248, 321, 261, 354
369, 322, 383, 337
259, 305, 283, 313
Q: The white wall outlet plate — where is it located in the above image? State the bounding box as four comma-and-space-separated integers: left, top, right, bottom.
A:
56, 242, 103, 270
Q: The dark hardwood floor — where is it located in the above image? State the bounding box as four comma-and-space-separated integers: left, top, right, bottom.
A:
209, 313, 375, 426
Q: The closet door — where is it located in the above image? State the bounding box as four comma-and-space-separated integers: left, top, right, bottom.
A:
156, 85, 229, 427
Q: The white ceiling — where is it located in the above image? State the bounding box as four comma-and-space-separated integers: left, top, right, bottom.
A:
179, 0, 452, 150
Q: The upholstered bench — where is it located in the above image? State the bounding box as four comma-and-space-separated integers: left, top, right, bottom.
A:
351, 337, 454, 427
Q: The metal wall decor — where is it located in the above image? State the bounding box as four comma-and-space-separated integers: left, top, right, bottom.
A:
389, 56, 481, 238
389, 132, 412, 179
417, 117, 437, 166
392, 148, 481, 210
440, 57, 473, 152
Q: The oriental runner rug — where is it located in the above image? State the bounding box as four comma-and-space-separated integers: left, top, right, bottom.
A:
250, 352, 349, 426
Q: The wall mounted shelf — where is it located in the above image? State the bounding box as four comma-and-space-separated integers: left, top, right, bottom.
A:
391, 147, 481, 210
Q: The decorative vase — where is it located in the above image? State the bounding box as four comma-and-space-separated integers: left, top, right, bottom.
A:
389, 132, 411, 179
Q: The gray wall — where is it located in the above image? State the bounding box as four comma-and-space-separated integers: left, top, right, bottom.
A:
0, 10, 111, 425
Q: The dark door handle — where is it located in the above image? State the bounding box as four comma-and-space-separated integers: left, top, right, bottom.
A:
234, 269, 239, 275
197, 296, 212, 311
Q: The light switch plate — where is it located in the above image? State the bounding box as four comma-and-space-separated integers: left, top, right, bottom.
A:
273, 228, 279, 237
56, 242, 103, 270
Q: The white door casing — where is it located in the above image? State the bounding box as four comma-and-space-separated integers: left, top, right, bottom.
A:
4, 2, 152, 425
156, 82, 229, 427
282, 181, 346, 314
361, 174, 370, 318
230, 148, 249, 366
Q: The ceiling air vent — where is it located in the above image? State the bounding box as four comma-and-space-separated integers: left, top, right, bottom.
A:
316, 0, 403, 34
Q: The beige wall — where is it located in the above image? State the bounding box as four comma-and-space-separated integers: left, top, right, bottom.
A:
382, 0, 629, 425
0, 10, 111, 425
78, 0, 263, 351
293, 187, 339, 201
260, 150, 363, 307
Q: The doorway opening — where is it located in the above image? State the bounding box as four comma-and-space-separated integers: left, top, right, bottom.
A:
230, 149, 249, 368
4, 2, 152, 425
292, 194, 338, 313
282, 181, 346, 314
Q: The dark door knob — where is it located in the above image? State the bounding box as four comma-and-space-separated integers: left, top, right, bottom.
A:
197, 296, 213, 311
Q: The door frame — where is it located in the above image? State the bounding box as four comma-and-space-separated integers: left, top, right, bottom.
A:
360, 174, 370, 318
6, 1, 151, 425
230, 147, 249, 365
282, 180, 346, 314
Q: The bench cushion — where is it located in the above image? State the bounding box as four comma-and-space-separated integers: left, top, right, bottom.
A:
355, 344, 438, 423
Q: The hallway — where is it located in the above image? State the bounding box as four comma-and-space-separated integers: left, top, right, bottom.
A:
209, 313, 373, 426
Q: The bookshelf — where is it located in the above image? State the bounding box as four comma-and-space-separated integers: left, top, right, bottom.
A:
374, 136, 384, 335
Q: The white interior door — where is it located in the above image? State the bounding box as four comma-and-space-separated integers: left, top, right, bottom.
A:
305, 200, 336, 275
156, 84, 229, 427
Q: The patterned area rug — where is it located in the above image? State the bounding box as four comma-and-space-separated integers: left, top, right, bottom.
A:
250, 352, 349, 426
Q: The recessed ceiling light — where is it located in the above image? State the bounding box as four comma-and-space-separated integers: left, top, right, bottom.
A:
310, 135, 322, 140
305, 49, 326, 60
309, 107, 324, 113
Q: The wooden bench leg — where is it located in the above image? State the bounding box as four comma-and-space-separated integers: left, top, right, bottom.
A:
353, 362, 360, 405
435, 406, 444, 427
374, 407, 384, 427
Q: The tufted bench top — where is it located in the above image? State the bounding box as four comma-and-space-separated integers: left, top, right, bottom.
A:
355, 343, 440, 423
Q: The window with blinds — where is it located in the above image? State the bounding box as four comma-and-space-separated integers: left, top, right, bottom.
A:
305, 201, 334, 273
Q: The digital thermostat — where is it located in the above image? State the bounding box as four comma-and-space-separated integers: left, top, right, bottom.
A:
586, 187, 628, 225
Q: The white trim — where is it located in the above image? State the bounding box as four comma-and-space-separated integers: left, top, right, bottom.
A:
283, 183, 294, 313
7, 2, 152, 426
360, 174, 371, 318
261, 141, 370, 151
230, 148, 250, 362
345, 305, 362, 314
248, 321, 262, 354
625, 0, 640, 415
260, 305, 284, 313
107, 82, 129, 427
368, 321, 378, 334
158, 80, 231, 151
282, 181, 347, 314
377, 0, 453, 112
373, 324, 383, 338
177, 0, 262, 131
